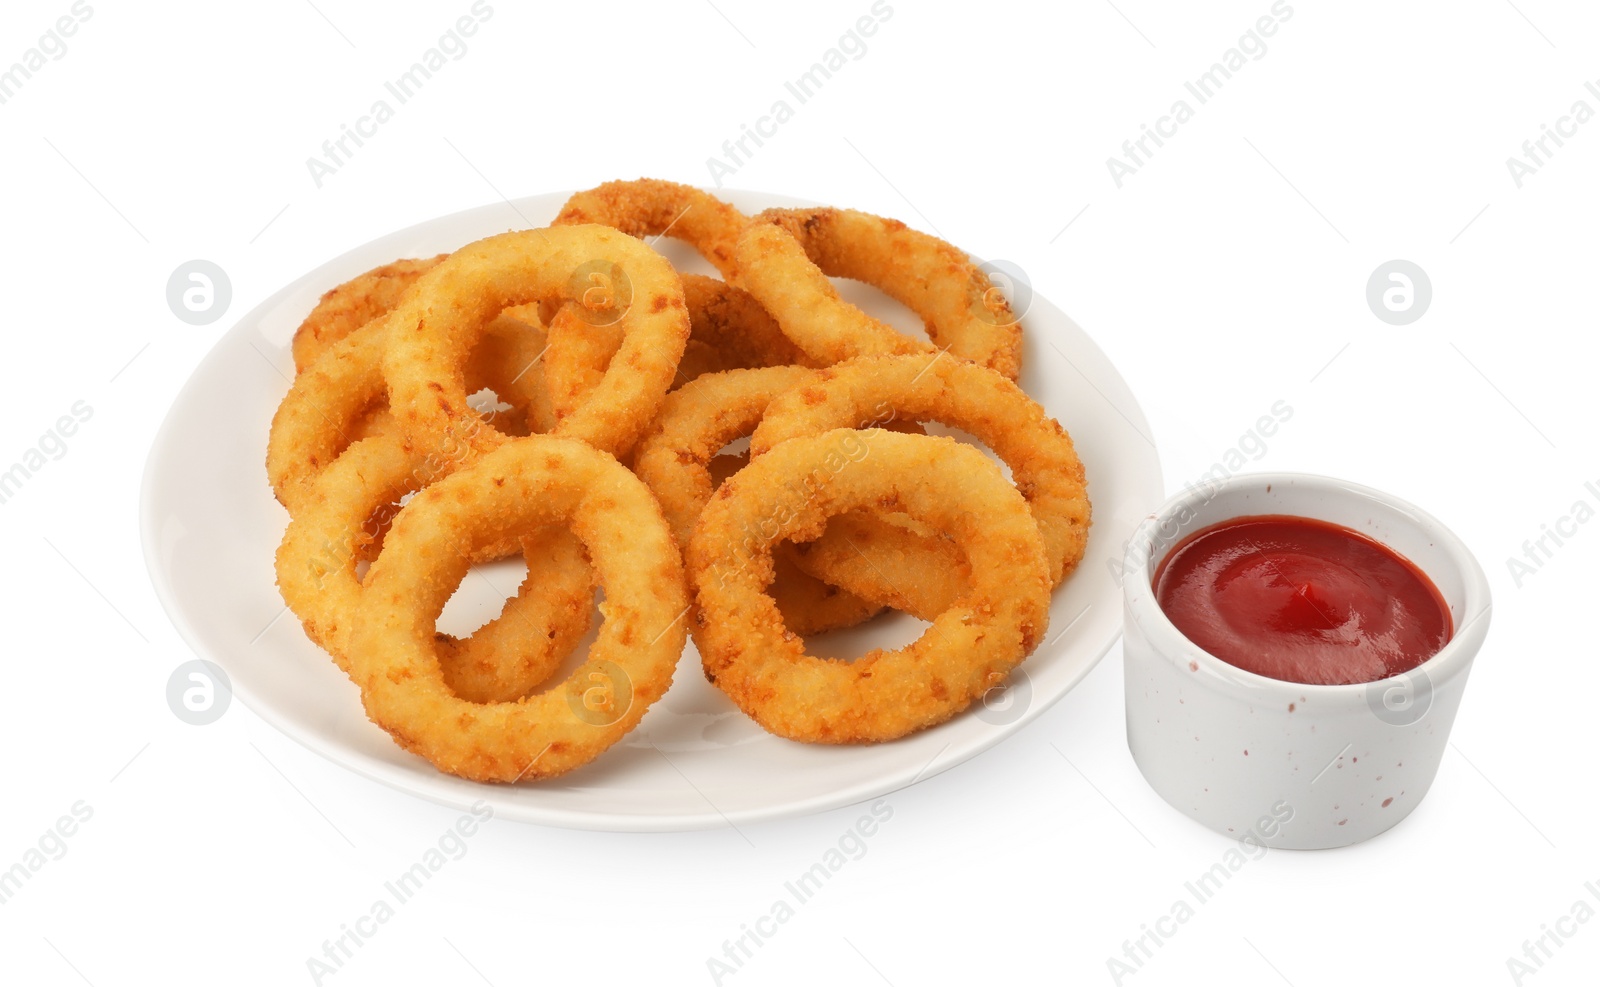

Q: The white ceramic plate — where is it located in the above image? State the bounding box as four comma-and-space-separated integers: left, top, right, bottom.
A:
141, 190, 1163, 832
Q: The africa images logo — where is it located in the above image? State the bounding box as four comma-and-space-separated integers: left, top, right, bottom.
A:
1105, 1, 1294, 188
0, 2, 94, 108
705, 1, 894, 187
304, 2, 495, 188
0, 401, 93, 508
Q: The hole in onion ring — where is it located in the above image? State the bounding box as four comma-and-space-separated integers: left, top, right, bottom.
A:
920, 421, 1015, 482
435, 580, 610, 699
648, 237, 721, 279
346, 490, 415, 579
791, 595, 934, 663
432, 551, 609, 703
466, 386, 515, 420
705, 439, 909, 648
829, 277, 930, 344
436, 556, 531, 638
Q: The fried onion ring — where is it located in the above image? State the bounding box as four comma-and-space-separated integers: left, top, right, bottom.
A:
270, 305, 553, 513
275, 434, 594, 703
289, 257, 498, 469
733, 208, 1024, 379
677, 274, 812, 371
348, 436, 688, 782
383, 226, 689, 463
687, 429, 1050, 743
750, 355, 1090, 613
465, 305, 559, 436
291, 256, 447, 373
546, 181, 809, 419
543, 274, 812, 424
632, 367, 884, 636
553, 178, 749, 278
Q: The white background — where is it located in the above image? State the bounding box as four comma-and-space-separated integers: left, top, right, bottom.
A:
2, 0, 1596, 984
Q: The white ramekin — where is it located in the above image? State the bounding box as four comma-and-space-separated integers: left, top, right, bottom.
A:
1121, 472, 1491, 850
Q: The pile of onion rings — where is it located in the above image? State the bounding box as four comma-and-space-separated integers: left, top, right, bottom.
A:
266, 178, 1089, 781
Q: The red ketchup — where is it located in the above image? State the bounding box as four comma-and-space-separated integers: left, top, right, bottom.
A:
1153, 515, 1452, 686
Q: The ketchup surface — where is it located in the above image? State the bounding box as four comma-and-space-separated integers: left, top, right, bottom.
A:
1153, 515, 1452, 686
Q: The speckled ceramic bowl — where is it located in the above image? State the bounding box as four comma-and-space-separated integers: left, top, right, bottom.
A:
1121, 472, 1491, 849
